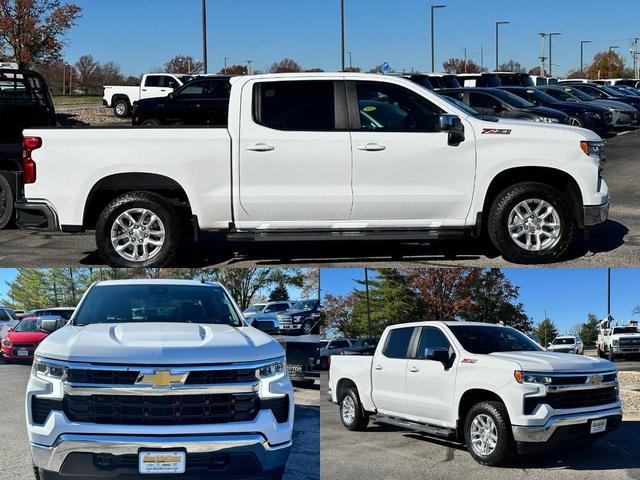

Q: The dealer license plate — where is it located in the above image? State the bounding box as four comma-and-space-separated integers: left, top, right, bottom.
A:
138, 451, 186, 475
590, 418, 607, 434
17, 350, 29, 357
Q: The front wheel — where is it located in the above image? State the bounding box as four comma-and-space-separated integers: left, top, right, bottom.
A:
302, 319, 315, 335
141, 118, 162, 127
569, 117, 584, 127
608, 348, 615, 362
488, 182, 576, 264
464, 401, 514, 466
95, 191, 182, 267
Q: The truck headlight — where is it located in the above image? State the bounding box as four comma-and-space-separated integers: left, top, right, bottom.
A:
257, 362, 286, 379
612, 339, 619, 346
580, 140, 605, 160
514, 371, 553, 385
32, 357, 67, 380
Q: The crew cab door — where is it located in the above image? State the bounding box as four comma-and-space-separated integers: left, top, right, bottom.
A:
371, 326, 416, 417
237, 79, 352, 223
405, 326, 458, 426
141, 75, 179, 100
347, 81, 475, 224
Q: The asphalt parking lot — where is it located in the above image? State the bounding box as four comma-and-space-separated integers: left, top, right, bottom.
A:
0, 360, 319, 480
320, 372, 640, 480
1, 128, 638, 268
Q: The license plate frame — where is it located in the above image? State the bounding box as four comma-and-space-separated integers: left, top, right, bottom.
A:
17, 350, 29, 357
138, 451, 186, 475
590, 418, 607, 434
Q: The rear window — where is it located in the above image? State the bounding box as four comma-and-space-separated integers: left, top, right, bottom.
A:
382, 327, 414, 358
254, 81, 336, 131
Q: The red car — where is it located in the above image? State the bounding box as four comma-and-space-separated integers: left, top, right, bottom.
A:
1, 317, 50, 361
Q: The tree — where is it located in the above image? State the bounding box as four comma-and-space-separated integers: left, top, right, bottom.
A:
0, 0, 82, 68
587, 51, 625, 79
368, 64, 389, 74
578, 313, 600, 346
304, 68, 325, 72
343, 66, 361, 73
442, 58, 482, 74
269, 58, 301, 73
528, 66, 548, 77
97, 61, 124, 86
300, 269, 320, 300
74, 54, 99, 94
164, 55, 203, 75
498, 59, 526, 73
269, 282, 289, 302
323, 293, 361, 338
535, 317, 559, 347
218, 64, 247, 75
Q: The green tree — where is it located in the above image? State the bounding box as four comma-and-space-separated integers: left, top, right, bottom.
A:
535, 317, 559, 347
268, 282, 289, 301
578, 313, 600, 347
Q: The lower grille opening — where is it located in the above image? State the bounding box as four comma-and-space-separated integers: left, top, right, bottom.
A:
524, 386, 618, 415
32, 397, 64, 425
262, 395, 289, 423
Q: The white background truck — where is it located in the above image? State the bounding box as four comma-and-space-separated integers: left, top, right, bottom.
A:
596, 320, 640, 360
329, 321, 622, 466
103, 73, 193, 118
18, 72, 609, 267
26, 279, 294, 480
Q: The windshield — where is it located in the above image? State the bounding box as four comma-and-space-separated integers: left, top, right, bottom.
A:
600, 84, 627, 96
513, 89, 559, 105
14, 319, 39, 332
612, 327, 638, 334
448, 325, 544, 354
562, 87, 595, 101
552, 337, 575, 345
291, 300, 318, 311
491, 89, 536, 108
31, 309, 74, 320
439, 95, 480, 116
243, 304, 265, 314
352, 338, 379, 348
482, 74, 501, 87
74, 284, 243, 326
441, 76, 460, 89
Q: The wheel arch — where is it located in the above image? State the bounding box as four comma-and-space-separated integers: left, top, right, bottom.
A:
457, 388, 509, 441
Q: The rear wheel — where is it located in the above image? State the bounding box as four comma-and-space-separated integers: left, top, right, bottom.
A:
488, 182, 575, 264
141, 118, 161, 127
569, 117, 584, 127
340, 387, 369, 431
113, 99, 130, 118
464, 401, 514, 466
0, 173, 14, 229
302, 319, 315, 335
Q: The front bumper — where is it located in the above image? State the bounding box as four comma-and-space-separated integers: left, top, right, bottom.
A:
31, 434, 291, 477
15, 199, 59, 231
583, 200, 609, 227
512, 406, 622, 449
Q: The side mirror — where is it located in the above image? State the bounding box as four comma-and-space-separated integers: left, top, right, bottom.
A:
169, 81, 179, 90
39, 319, 58, 334
168, 92, 175, 100
425, 347, 454, 369
439, 114, 465, 146
252, 319, 278, 335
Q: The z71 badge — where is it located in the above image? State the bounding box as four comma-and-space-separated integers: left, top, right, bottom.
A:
482, 128, 512, 135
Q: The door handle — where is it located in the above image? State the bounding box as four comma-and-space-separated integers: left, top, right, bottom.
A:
374, 364, 383, 370
246, 143, 275, 152
358, 143, 387, 152
142, 89, 148, 92
409, 366, 420, 373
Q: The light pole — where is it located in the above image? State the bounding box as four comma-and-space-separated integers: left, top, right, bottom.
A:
348, 50, 352, 70
548, 32, 561, 77
609, 45, 620, 53
364, 268, 372, 338
430, 5, 446, 73
340, 0, 346, 72
495, 21, 510, 71
246, 60, 254, 75
224, 57, 229, 74
462, 47, 467, 73
201, 0, 208, 74
580, 40, 592, 75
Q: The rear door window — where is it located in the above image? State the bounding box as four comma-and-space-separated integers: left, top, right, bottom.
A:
382, 327, 415, 359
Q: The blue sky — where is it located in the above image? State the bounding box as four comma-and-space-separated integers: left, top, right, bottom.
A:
321, 268, 640, 334
61, 0, 639, 77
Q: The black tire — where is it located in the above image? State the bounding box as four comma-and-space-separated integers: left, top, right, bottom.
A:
95, 191, 182, 267
487, 182, 576, 264
339, 387, 369, 431
141, 118, 162, 127
0, 173, 14, 229
464, 401, 514, 467
608, 347, 615, 362
113, 99, 131, 118
569, 117, 584, 128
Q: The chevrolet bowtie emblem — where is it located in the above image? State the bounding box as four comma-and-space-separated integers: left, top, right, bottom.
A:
137, 370, 185, 388
591, 375, 603, 385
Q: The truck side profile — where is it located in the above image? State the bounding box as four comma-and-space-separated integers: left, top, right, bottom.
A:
26, 279, 294, 479
18, 73, 609, 267
329, 322, 622, 466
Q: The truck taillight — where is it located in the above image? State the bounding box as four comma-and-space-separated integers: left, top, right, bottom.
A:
22, 136, 42, 184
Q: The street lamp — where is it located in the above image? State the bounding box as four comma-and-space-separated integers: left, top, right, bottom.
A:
580, 40, 592, 75
609, 45, 620, 52
340, 0, 346, 72
430, 5, 447, 72
548, 32, 561, 77
348, 50, 353, 70
246, 60, 254, 75
461, 47, 467, 73
495, 21, 510, 71
223, 57, 229, 74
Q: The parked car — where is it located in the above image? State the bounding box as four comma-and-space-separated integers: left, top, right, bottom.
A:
1, 316, 62, 361
243, 301, 295, 318
277, 299, 321, 335
597, 323, 640, 361
25, 279, 294, 479
340, 337, 380, 356
439, 87, 570, 124
329, 321, 621, 466
0, 65, 56, 229
562, 82, 640, 114
319, 338, 353, 369
500, 87, 614, 134
132, 76, 231, 127
277, 334, 320, 388
103, 73, 194, 118
457, 72, 502, 87
26, 307, 75, 320
538, 85, 639, 127
492, 72, 535, 87
547, 335, 584, 354
18, 73, 609, 266
0, 305, 19, 340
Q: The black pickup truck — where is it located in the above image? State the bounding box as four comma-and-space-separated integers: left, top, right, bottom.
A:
0, 66, 56, 228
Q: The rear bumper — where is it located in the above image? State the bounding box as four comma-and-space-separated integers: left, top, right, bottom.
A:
15, 199, 59, 231
512, 406, 622, 450
31, 434, 291, 477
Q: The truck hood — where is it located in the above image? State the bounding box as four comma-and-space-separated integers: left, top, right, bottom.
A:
37, 323, 284, 365
489, 351, 614, 372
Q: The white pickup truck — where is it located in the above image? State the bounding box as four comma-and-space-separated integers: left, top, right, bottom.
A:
596, 321, 640, 360
103, 73, 193, 118
26, 279, 294, 480
17, 72, 609, 267
329, 321, 622, 466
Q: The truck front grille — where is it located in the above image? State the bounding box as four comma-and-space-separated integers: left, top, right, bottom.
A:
619, 338, 640, 346
66, 368, 257, 385
524, 386, 618, 415
63, 393, 259, 425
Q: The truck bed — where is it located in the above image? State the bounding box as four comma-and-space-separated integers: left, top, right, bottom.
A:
329, 354, 373, 405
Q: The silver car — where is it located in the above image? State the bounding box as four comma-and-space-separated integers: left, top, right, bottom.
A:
548, 335, 584, 355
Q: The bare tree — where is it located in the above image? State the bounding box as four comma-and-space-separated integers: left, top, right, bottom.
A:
74, 54, 99, 94
164, 55, 203, 75
269, 58, 301, 73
